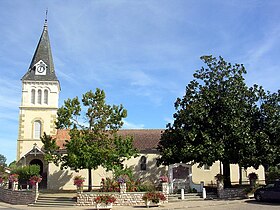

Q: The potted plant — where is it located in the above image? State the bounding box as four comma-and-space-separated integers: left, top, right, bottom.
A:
74, 175, 85, 192
29, 175, 42, 187
94, 194, 116, 209
8, 174, 19, 183
142, 192, 166, 208
159, 175, 169, 183
117, 177, 126, 193
8, 174, 19, 191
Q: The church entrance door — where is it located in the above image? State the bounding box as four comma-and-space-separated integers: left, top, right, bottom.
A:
29, 159, 47, 188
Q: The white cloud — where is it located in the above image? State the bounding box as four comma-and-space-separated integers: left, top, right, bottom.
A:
122, 120, 145, 129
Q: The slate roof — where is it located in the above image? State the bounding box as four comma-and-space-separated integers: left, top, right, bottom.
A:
54, 129, 164, 152
22, 20, 58, 81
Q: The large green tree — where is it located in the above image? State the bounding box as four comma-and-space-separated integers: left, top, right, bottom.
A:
157, 56, 261, 187
42, 88, 138, 191
254, 90, 280, 169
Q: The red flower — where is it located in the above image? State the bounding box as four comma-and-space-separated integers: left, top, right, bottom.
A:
94, 195, 116, 204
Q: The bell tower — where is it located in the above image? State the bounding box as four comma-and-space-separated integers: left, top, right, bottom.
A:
17, 18, 60, 161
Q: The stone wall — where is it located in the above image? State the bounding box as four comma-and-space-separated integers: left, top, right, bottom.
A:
77, 192, 149, 206
77, 182, 169, 206
218, 188, 246, 199
0, 188, 36, 205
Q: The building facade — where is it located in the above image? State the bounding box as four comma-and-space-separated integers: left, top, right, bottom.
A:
17, 20, 265, 191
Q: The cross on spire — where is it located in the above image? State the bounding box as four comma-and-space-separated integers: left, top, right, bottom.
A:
44, 9, 48, 27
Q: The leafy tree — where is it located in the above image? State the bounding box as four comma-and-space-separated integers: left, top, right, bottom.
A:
8, 161, 17, 170
0, 154, 7, 167
41, 132, 60, 164
254, 90, 280, 170
42, 89, 138, 191
157, 56, 261, 187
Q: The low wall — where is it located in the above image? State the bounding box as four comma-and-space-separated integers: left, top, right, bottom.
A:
77, 182, 169, 206
77, 192, 149, 206
0, 188, 36, 205
218, 188, 246, 199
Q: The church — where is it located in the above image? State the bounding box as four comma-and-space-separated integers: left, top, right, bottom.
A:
16, 19, 265, 191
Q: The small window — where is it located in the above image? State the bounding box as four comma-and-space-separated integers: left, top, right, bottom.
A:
31, 89, 35, 104
44, 89, 48, 104
34, 120, 41, 139
37, 90, 42, 104
204, 164, 210, 170
140, 156, 147, 171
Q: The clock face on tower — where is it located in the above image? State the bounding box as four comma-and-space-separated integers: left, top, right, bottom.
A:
35, 60, 47, 75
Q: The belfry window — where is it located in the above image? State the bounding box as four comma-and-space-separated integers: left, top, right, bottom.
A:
37, 89, 42, 104
44, 89, 48, 104
34, 120, 41, 139
31, 89, 35, 104
140, 156, 147, 171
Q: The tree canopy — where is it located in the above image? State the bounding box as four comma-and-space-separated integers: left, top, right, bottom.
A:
157, 56, 280, 187
42, 89, 138, 191
0, 154, 7, 167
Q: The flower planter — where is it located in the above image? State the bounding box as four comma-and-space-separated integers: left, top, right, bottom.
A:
96, 203, 113, 210
145, 201, 161, 208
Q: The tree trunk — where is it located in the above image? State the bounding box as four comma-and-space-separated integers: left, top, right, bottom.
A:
88, 168, 92, 192
223, 161, 231, 188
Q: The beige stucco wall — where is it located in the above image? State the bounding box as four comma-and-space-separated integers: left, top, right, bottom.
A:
47, 156, 265, 190
192, 161, 265, 186
17, 80, 60, 161
21, 81, 60, 108
47, 162, 113, 190
192, 161, 221, 186
47, 153, 167, 190
124, 153, 168, 183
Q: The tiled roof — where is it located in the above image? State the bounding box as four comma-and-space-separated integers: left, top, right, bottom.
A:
53, 129, 164, 152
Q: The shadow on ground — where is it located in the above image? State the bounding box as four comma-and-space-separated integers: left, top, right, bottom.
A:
245, 199, 280, 206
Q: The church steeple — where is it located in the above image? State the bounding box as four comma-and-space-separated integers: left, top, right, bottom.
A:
22, 17, 58, 81
17, 16, 60, 161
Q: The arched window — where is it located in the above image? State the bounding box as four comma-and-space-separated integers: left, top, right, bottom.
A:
31, 89, 35, 104
37, 90, 42, 104
140, 156, 147, 171
34, 120, 41, 139
44, 89, 48, 104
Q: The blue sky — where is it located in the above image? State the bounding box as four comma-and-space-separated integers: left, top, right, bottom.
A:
1, 0, 280, 164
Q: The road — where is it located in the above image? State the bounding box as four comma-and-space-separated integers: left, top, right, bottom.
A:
0, 199, 280, 210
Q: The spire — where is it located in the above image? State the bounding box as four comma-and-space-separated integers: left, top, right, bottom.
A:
44, 9, 48, 28
22, 14, 58, 81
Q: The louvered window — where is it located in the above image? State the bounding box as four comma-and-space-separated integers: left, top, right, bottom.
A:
44, 89, 48, 104
31, 89, 35, 104
38, 90, 42, 104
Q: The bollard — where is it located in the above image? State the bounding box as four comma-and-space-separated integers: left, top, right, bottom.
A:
181, 188, 185, 200
202, 187, 206, 199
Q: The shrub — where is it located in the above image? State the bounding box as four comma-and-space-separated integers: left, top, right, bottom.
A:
267, 166, 280, 182
11, 165, 40, 184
